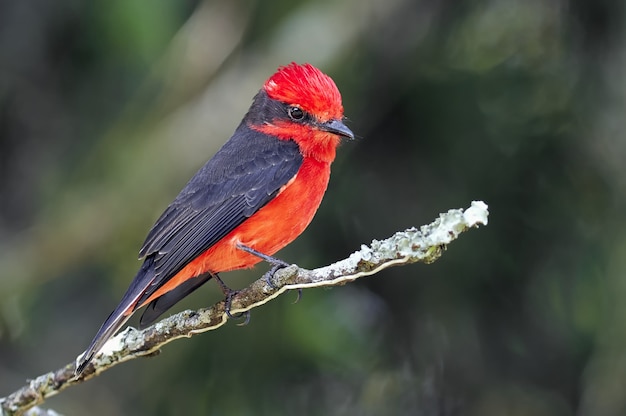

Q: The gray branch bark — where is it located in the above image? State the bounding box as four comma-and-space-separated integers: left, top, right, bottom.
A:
0, 201, 489, 416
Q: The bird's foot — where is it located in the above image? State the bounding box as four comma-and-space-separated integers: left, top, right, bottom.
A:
214, 273, 250, 325
236, 243, 302, 302
262, 264, 302, 303
261, 262, 289, 289
236, 243, 290, 288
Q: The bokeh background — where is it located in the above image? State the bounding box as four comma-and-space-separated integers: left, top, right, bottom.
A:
1, 0, 625, 414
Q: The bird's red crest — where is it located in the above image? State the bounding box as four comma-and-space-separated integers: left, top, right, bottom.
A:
264, 63, 344, 122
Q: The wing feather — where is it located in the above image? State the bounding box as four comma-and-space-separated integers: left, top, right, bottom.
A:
136, 124, 302, 302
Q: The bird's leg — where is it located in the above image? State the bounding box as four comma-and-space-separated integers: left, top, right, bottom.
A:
236, 244, 289, 268
213, 273, 250, 325
236, 243, 289, 287
236, 243, 302, 302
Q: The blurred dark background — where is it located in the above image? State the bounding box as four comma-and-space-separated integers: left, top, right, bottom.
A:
1, 0, 625, 414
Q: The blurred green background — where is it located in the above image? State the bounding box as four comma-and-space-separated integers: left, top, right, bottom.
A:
1, 0, 625, 414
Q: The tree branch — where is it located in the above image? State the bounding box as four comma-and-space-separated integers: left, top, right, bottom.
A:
0, 201, 489, 416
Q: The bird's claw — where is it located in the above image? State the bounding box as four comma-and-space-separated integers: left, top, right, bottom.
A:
215, 273, 251, 325
260, 262, 302, 304
236, 311, 251, 326
263, 263, 289, 289
223, 290, 251, 325
293, 288, 302, 304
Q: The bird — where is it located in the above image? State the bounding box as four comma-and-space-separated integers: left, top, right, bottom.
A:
75, 62, 354, 375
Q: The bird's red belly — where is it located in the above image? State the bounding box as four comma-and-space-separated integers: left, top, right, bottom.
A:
140, 157, 330, 305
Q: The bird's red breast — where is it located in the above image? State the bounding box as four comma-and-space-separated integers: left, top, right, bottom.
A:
139, 156, 330, 306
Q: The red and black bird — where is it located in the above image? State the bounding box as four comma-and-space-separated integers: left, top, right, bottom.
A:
76, 63, 354, 374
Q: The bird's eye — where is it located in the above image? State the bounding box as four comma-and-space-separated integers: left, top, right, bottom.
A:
288, 106, 304, 120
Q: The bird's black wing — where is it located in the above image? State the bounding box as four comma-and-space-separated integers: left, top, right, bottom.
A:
76, 125, 302, 374
136, 124, 302, 303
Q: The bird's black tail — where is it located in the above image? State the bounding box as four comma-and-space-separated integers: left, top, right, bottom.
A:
138, 272, 214, 329
75, 260, 156, 376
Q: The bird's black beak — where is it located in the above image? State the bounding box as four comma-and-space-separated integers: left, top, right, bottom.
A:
319, 119, 354, 140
